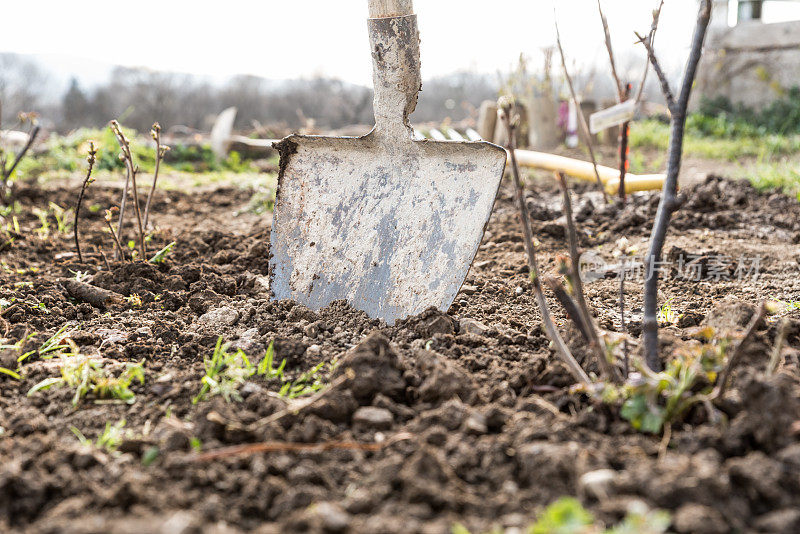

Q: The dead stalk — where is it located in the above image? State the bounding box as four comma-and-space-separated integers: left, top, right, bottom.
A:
714, 303, 766, 398
110, 120, 146, 259
115, 163, 131, 260
637, 0, 712, 370
143, 122, 168, 230
554, 16, 610, 204
597, 0, 624, 99
499, 99, 591, 386
633, 1, 664, 105
74, 142, 98, 264
767, 318, 789, 376
556, 172, 619, 382
104, 209, 127, 261
545, 275, 593, 343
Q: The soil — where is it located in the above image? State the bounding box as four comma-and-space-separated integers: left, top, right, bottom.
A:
1, 174, 800, 534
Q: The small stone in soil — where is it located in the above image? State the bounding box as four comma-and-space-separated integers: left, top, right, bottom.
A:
460, 318, 489, 335
352, 407, 393, 430
578, 469, 616, 500
198, 306, 239, 327
460, 284, 478, 295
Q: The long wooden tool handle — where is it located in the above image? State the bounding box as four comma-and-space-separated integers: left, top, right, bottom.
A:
368, 0, 413, 18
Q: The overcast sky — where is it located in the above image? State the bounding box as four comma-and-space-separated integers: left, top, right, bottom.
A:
3, 1, 800, 86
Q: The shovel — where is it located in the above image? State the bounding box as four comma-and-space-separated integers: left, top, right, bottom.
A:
269, 0, 506, 325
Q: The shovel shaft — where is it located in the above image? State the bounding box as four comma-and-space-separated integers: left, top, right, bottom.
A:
368, 0, 413, 18
367, 10, 421, 139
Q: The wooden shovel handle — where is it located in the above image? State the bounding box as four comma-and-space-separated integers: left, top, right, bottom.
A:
368, 0, 413, 18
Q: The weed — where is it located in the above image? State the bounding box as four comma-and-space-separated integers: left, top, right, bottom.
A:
452, 497, 669, 534
71, 419, 126, 453
0, 367, 21, 380
278, 359, 336, 399
193, 337, 256, 404
149, 241, 176, 264
194, 337, 333, 403
125, 294, 143, 307
588, 333, 730, 434
142, 446, 160, 466
657, 298, 680, 325
27, 356, 145, 406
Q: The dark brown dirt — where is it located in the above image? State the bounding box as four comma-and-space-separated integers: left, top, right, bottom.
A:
1, 175, 799, 533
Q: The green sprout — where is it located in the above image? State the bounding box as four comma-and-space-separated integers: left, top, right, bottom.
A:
71, 419, 127, 453
193, 337, 334, 403
193, 337, 257, 404
149, 241, 176, 264
27, 356, 145, 406
657, 298, 680, 325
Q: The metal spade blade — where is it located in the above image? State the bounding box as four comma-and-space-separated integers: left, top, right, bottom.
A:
269, 0, 506, 325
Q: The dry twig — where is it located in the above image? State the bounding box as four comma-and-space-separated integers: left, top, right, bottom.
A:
768, 318, 789, 376
597, 0, 624, 99
554, 16, 610, 203
1, 123, 41, 202
104, 208, 127, 261
499, 99, 591, 386
74, 142, 97, 263
143, 123, 169, 230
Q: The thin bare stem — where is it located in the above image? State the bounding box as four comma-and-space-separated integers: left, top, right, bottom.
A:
545, 276, 593, 343
110, 120, 146, 259
500, 99, 591, 386
1, 124, 41, 201
115, 164, 131, 260
554, 16, 610, 204
104, 209, 127, 262
618, 83, 632, 202
143, 123, 168, 230
634, 0, 664, 105
556, 172, 619, 382
714, 303, 766, 398
74, 142, 97, 264
640, 0, 712, 370
619, 259, 629, 378
597, 0, 624, 99
767, 318, 789, 376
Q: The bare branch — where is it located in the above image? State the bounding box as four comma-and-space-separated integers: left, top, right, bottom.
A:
1, 124, 41, 201
74, 142, 97, 264
554, 16, 610, 204
641, 0, 712, 369
143, 122, 169, 230
499, 100, 592, 386
597, 0, 624, 99
635, 29, 675, 111
634, 0, 664, 104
